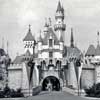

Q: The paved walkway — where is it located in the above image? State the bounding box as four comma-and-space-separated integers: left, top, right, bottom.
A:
0, 91, 96, 100
63, 87, 100, 100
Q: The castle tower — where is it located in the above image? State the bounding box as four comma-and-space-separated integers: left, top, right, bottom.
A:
54, 1, 66, 41
23, 25, 35, 54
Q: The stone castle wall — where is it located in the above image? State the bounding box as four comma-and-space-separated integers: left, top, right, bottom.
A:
81, 69, 95, 88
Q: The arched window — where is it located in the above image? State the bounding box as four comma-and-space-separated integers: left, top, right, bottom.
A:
49, 52, 53, 58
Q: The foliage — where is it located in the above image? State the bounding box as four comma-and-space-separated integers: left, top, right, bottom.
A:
10, 88, 24, 98
0, 86, 24, 98
85, 83, 100, 98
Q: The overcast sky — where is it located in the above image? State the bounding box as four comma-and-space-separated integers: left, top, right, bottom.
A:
0, 0, 100, 59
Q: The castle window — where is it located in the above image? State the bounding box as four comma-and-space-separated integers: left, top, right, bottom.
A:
49, 39, 53, 47
49, 51, 53, 58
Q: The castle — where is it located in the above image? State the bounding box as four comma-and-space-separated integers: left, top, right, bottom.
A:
5, 1, 100, 95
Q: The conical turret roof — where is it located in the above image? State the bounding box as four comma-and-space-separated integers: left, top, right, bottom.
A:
56, 1, 62, 12
95, 44, 100, 56
86, 44, 95, 56
23, 25, 35, 41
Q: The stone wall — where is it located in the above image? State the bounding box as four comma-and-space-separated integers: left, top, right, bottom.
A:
8, 68, 22, 90
95, 65, 100, 83
81, 69, 95, 88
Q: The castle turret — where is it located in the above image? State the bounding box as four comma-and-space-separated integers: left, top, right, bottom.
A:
54, 1, 66, 41
23, 25, 35, 54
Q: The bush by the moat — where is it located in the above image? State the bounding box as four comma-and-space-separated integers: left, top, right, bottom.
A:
0, 85, 24, 98
85, 83, 100, 98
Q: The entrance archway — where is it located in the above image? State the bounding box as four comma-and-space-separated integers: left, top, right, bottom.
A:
42, 76, 60, 91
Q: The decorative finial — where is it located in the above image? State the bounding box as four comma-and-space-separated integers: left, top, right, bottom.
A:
70, 28, 74, 47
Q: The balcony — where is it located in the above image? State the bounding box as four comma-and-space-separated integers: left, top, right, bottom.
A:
54, 24, 66, 31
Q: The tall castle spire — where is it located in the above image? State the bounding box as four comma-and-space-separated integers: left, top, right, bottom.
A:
29, 24, 31, 32
54, 1, 66, 41
70, 28, 74, 47
56, 1, 62, 12
97, 31, 99, 45
55, 1, 64, 20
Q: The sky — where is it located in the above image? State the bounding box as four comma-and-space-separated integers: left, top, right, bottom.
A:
0, 0, 100, 60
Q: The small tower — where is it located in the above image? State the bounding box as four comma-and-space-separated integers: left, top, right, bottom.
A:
54, 1, 66, 41
70, 28, 74, 48
23, 25, 35, 54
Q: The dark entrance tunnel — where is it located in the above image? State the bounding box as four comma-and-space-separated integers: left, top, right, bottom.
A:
42, 76, 60, 91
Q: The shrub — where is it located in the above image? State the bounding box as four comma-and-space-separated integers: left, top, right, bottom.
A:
0, 91, 5, 98
85, 83, 100, 97
3, 86, 24, 98
10, 88, 24, 98
3, 85, 11, 97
